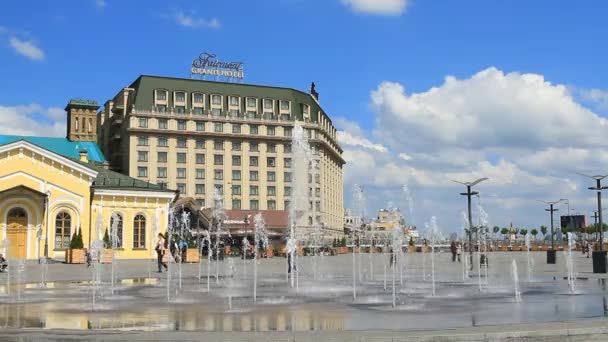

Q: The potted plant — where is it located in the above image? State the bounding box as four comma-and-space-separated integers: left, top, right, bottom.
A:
65, 228, 85, 264
407, 237, 416, 253
339, 236, 348, 254
101, 228, 113, 264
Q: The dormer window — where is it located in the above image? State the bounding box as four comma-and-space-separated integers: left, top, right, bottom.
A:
156, 90, 167, 101
175, 92, 186, 103
229, 96, 239, 106
193, 93, 204, 104
211, 95, 222, 105
263, 99, 273, 109
246, 97, 256, 108
280, 100, 290, 111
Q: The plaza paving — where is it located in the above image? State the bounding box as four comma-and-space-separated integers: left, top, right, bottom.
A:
0, 251, 607, 341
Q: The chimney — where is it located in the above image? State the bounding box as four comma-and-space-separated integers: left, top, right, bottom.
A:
79, 150, 88, 163
310, 82, 319, 101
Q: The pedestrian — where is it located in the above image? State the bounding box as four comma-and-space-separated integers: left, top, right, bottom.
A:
450, 241, 457, 262
0, 254, 7, 272
456, 242, 462, 262
155, 233, 168, 272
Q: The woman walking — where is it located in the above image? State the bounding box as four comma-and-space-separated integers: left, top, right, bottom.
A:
155, 233, 168, 272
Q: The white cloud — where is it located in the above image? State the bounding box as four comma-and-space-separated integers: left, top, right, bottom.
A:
174, 12, 220, 29
398, 153, 412, 161
0, 104, 65, 137
580, 88, 608, 111
338, 130, 387, 152
95, 0, 105, 9
8, 37, 45, 61
340, 0, 408, 16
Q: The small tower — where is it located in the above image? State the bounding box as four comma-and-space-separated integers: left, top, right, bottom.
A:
66, 99, 100, 142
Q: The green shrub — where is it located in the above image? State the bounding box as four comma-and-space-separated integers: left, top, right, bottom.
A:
103, 229, 111, 248
70, 228, 84, 249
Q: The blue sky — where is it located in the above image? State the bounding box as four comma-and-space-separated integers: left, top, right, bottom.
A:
2, 0, 608, 234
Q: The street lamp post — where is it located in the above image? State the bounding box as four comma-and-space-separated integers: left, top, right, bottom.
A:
539, 199, 564, 264
453, 178, 488, 271
578, 173, 608, 273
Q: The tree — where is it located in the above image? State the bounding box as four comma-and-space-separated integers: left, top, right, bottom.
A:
103, 229, 111, 249
500, 228, 509, 238
70, 228, 83, 249
520, 229, 528, 236
540, 226, 548, 237
531, 229, 538, 239
493, 226, 500, 234
409, 236, 414, 246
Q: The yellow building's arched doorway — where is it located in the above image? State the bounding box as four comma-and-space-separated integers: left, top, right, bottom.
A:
6, 207, 27, 259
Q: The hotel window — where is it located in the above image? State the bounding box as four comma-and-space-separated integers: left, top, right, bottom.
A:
214, 140, 224, 150
267, 171, 276, 182
176, 137, 186, 148
157, 167, 167, 178
232, 124, 241, 133
177, 120, 187, 130
303, 105, 310, 119
232, 142, 241, 151
250, 156, 258, 167
284, 158, 292, 168
267, 186, 276, 196
158, 136, 168, 147
250, 142, 259, 152
175, 92, 186, 103
246, 111, 256, 118
211, 108, 221, 116
246, 97, 256, 107
177, 153, 186, 163
75, 118, 79, 132
138, 117, 148, 128
308, 174, 313, 183
315, 174, 320, 184
308, 216, 313, 225
250, 186, 259, 195
267, 157, 276, 167
137, 151, 148, 162
267, 200, 276, 210
228, 109, 239, 117
229, 96, 239, 106
215, 184, 224, 194
177, 183, 186, 194
284, 127, 292, 137
196, 184, 205, 194
196, 139, 205, 149
315, 188, 321, 197
137, 167, 148, 177
157, 152, 167, 163
158, 119, 168, 129
156, 104, 167, 113
196, 121, 205, 131
214, 170, 223, 180
267, 143, 276, 153
284, 144, 292, 153
214, 122, 223, 132
177, 168, 186, 179
196, 168, 205, 179
156, 90, 167, 101
250, 200, 259, 210
175, 106, 186, 114
284, 200, 290, 209
280, 100, 289, 110
284, 186, 292, 196
263, 99, 272, 109
214, 154, 223, 165
137, 136, 148, 146
233, 199, 241, 209
309, 202, 313, 211
193, 93, 204, 104
315, 201, 321, 211
232, 170, 241, 180
250, 124, 258, 135
250, 170, 259, 181
232, 155, 241, 166
267, 126, 275, 136
309, 188, 313, 197
196, 153, 205, 164
232, 185, 241, 195
284, 172, 292, 182
197, 199, 205, 207
193, 107, 204, 115
211, 95, 221, 105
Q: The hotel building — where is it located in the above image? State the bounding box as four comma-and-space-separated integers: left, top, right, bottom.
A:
97, 75, 345, 238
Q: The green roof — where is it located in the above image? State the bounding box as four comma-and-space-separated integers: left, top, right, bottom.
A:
80, 160, 176, 193
127, 75, 331, 124
68, 99, 99, 107
0, 135, 106, 162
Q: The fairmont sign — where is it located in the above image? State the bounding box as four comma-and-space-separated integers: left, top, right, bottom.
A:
191, 52, 245, 79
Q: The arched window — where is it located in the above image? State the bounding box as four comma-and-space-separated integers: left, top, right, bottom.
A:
8, 207, 27, 219
55, 212, 71, 249
75, 117, 79, 132
109, 213, 123, 248
133, 215, 146, 249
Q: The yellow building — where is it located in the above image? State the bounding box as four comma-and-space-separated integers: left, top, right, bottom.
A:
0, 100, 176, 261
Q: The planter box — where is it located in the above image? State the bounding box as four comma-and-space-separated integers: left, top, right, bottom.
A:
224, 246, 231, 255
101, 249, 113, 264
184, 248, 200, 263
265, 247, 273, 258
65, 248, 85, 264
500, 246, 509, 252
407, 246, 416, 253
531, 246, 540, 251
512, 246, 521, 252
540, 245, 548, 251
337, 246, 348, 254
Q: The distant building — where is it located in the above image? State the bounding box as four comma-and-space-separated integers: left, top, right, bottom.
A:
376, 208, 402, 231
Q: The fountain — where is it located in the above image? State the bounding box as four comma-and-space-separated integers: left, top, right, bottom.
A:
212, 188, 228, 285
512, 259, 522, 302
566, 232, 577, 294
89, 239, 104, 310
242, 237, 250, 280
109, 212, 121, 296
525, 233, 533, 282
390, 228, 403, 307
426, 217, 441, 297
461, 212, 470, 281
253, 213, 268, 303
38, 256, 48, 288
351, 183, 366, 299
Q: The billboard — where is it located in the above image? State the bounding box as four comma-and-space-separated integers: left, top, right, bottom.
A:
560, 215, 586, 232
